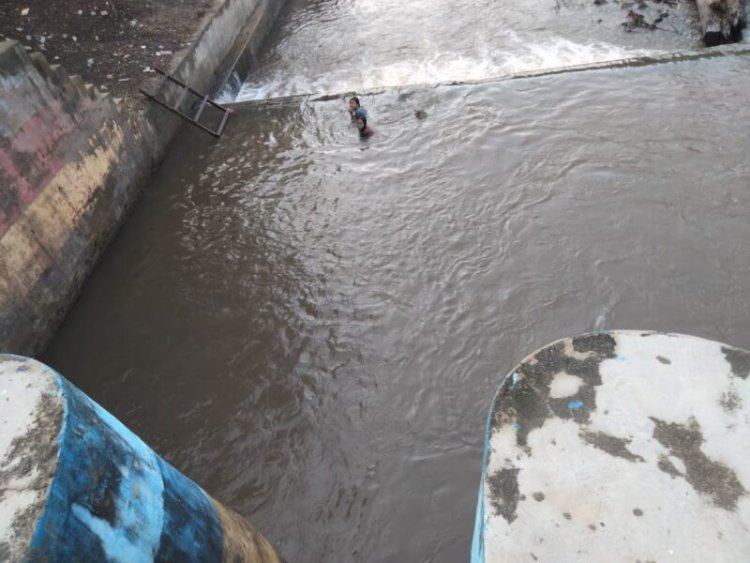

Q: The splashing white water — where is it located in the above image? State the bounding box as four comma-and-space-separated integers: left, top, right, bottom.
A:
231, 32, 657, 102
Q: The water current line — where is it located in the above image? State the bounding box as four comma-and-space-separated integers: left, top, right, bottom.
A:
226, 43, 750, 108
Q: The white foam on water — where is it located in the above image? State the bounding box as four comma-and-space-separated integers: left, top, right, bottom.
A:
231, 32, 658, 102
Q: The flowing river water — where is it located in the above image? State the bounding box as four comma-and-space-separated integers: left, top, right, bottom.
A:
44, 1, 750, 561
228, 0, 702, 100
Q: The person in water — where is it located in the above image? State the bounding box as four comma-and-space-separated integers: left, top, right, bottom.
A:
348, 96, 368, 121
356, 116, 374, 138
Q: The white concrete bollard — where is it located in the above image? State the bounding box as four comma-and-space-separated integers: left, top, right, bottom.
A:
472, 331, 750, 562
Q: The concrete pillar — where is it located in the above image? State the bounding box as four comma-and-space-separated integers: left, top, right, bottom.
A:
0, 355, 280, 562
473, 331, 750, 562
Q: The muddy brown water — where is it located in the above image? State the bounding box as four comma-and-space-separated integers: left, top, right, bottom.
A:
43, 0, 750, 556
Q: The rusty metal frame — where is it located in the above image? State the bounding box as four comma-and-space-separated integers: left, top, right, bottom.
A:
140, 68, 231, 138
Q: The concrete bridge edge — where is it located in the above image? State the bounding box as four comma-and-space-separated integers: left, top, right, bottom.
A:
0, 354, 280, 562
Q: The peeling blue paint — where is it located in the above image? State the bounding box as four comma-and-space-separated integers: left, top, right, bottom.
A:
568, 399, 584, 410
28, 374, 223, 562
470, 375, 497, 563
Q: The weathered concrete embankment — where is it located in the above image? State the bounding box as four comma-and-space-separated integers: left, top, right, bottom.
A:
0, 0, 285, 355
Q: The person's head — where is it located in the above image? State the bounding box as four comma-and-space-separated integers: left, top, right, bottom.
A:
349, 96, 361, 112
356, 116, 367, 131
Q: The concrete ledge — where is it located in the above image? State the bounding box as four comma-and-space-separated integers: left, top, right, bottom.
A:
228, 42, 750, 108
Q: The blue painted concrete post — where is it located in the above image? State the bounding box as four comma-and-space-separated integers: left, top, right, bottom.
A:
0, 355, 280, 562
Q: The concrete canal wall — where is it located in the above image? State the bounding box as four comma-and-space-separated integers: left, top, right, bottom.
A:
0, 354, 280, 562
0, 0, 284, 355
0, 41, 153, 355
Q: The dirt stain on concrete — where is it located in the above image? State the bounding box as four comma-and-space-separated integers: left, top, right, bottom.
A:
720, 388, 742, 413
650, 416, 746, 510
657, 454, 683, 479
487, 468, 520, 523
0, 392, 62, 561
721, 346, 750, 379
492, 334, 617, 447
580, 430, 644, 463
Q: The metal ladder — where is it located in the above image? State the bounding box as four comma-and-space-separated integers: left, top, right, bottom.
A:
140, 68, 231, 138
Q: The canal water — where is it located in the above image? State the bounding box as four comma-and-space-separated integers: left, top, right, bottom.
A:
44, 1, 750, 562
